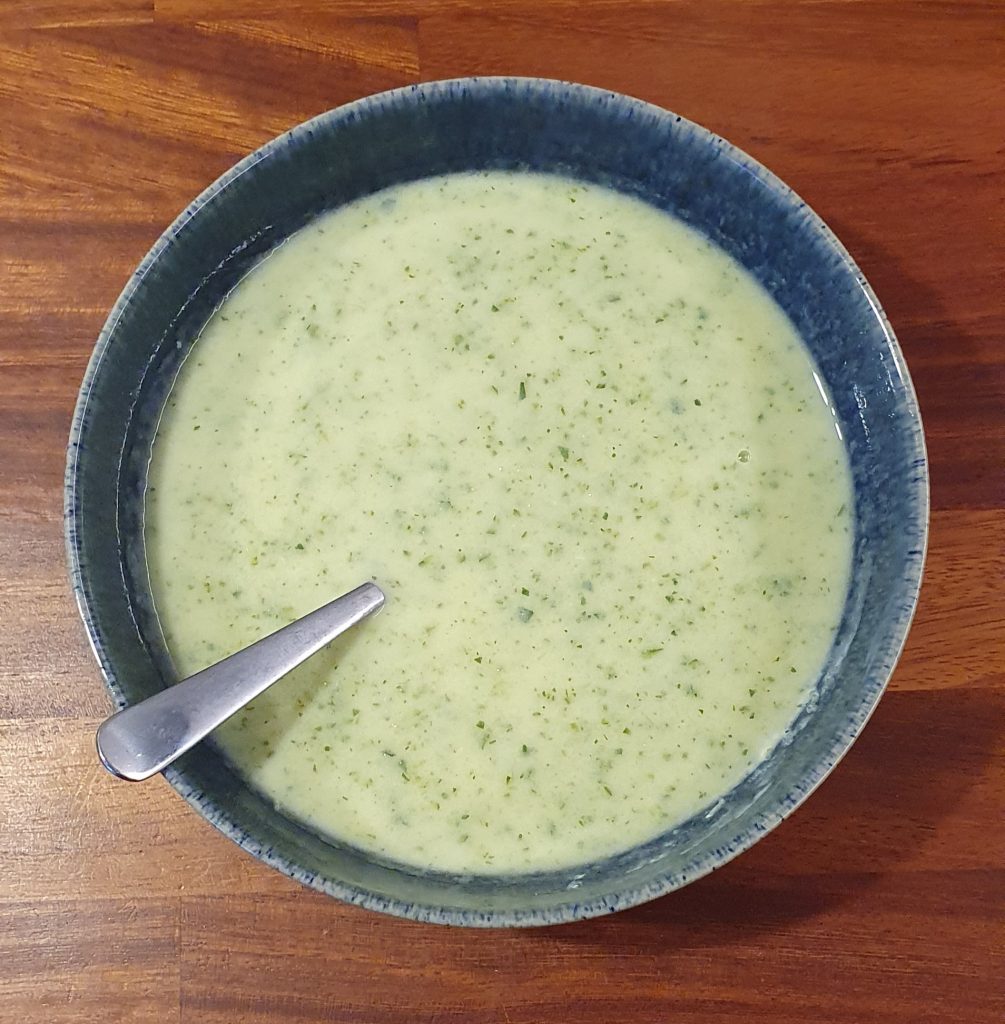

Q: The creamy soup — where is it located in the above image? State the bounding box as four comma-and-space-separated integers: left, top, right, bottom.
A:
146, 172, 852, 874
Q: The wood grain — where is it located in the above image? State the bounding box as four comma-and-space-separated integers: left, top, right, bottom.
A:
1, 2, 1002, 1021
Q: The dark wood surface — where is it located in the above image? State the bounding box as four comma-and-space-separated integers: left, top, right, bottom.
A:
1, 2, 1002, 1021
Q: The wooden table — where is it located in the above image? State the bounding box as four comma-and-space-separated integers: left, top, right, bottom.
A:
2, 2, 1002, 1021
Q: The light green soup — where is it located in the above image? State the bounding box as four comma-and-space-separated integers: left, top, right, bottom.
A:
146, 172, 852, 874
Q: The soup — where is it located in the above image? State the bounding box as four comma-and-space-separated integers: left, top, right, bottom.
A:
145, 171, 852, 873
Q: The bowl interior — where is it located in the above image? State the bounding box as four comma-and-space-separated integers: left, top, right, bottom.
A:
67, 78, 927, 925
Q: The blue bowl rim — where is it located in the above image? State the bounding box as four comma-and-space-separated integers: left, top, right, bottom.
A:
65, 76, 930, 927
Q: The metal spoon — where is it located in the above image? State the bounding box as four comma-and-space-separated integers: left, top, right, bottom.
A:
96, 581, 385, 782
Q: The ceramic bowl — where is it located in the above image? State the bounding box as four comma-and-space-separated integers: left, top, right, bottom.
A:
66, 78, 928, 926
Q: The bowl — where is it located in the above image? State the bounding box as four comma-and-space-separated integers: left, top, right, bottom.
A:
66, 77, 928, 926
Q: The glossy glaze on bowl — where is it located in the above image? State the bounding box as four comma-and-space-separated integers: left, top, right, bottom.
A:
66, 78, 928, 926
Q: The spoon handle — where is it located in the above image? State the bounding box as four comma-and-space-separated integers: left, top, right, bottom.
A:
96, 581, 385, 782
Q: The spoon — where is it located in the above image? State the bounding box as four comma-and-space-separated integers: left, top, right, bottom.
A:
96, 581, 385, 781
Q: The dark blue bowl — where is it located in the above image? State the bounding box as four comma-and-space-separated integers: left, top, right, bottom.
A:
66, 78, 928, 926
